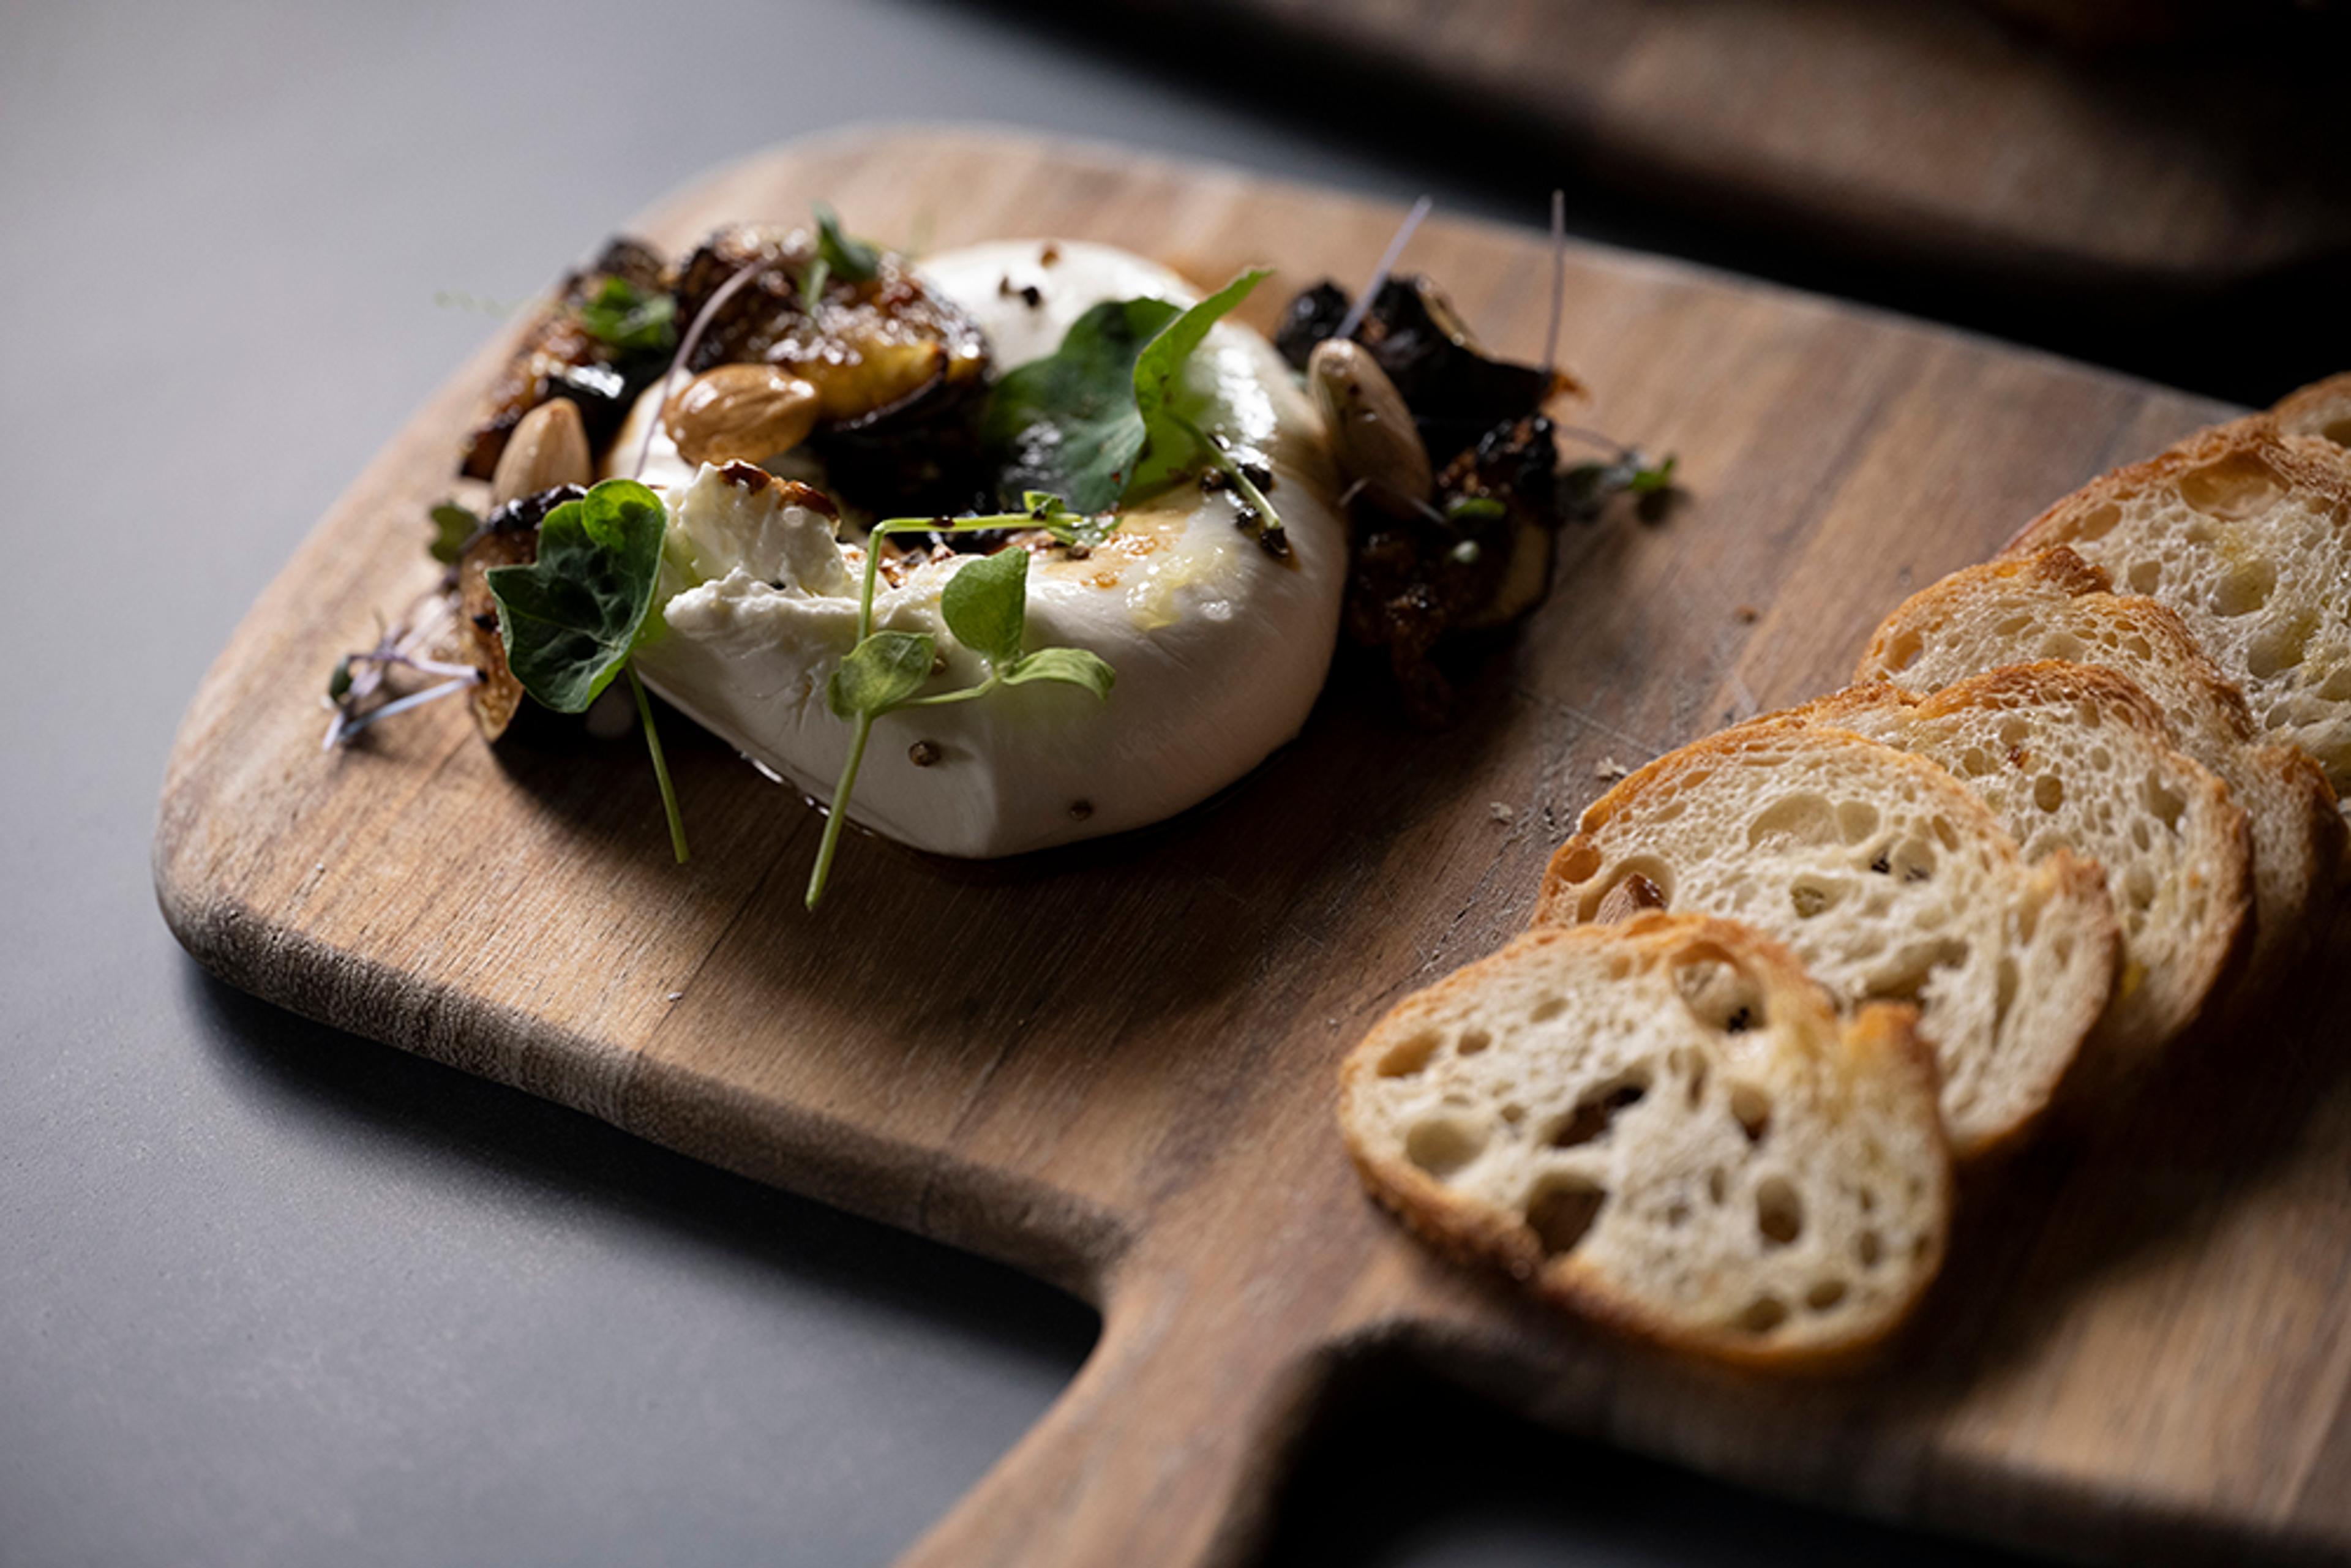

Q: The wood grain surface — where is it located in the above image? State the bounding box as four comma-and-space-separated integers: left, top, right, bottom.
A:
1089, 0, 2351, 290
155, 127, 2351, 1567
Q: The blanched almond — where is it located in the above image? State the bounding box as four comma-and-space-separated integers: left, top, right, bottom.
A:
665, 364, 820, 468
1308, 338, 1431, 518
489, 397, 593, 506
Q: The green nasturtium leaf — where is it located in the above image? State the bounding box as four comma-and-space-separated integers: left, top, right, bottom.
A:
980, 269, 1272, 516
1117, 269, 1277, 502
429, 503, 479, 565
827, 629, 936, 719
486, 479, 667, 713
1002, 646, 1115, 700
940, 548, 1029, 667
982, 296, 1184, 514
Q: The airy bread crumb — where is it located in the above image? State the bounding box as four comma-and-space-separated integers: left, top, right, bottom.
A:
1339, 915, 1951, 1368
1535, 726, 2117, 1158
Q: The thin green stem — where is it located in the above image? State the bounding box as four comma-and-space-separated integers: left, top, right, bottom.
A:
805, 710, 873, 910
895, 674, 1000, 710
628, 664, 689, 865
1171, 411, 1286, 551
816, 504, 1079, 908
856, 511, 1042, 639
856, 522, 896, 639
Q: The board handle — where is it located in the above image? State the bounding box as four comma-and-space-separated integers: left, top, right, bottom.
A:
892, 1261, 1337, 1568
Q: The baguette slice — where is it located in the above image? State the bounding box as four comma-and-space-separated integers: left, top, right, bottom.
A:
1758, 666, 2252, 1060
1535, 727, 2118, 1158
2000, 416, 2351, 803
1339, 915, 1951, 1368
1856, 549, 2344, 981
2275, 372, 2351, 449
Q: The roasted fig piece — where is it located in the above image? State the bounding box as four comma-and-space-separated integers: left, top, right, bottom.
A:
1340, 416, 1578, 723
453, 484, 583, 741
1276, 274, 1581, 467
808, 370, 994, 517
1273, 282, 1351, 370
459, 238, 671, 481
673, 223, 989, 432
1439, 416, 1567, 632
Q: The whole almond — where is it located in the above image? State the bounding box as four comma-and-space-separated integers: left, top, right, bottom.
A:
489, 397, 593, 506
665, 363, 820, 468
1308, 338, 1431, 518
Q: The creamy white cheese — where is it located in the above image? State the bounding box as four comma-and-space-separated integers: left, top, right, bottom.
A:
619, 240, 1347, 858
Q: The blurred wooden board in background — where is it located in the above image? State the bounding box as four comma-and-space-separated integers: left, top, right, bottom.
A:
157, 128, 2351, 1567
1089, 0, 2351, 292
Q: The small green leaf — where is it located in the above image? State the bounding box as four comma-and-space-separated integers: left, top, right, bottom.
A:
1021, 490, 1111, 549
577, 276, 677, 355
327, 656, 353, 700
980, 270, 1270, 516
429, 503, 480, 565
813, 203, 881, 283
1002, 647, 1114, 700
486, 478, 667, 713
981, 296, 1184, 514
940, 548, 1029, 667
1133, 267, 1269, 427
827, 629, 936, 719
1444, 495, 1505, 524
1127, 270, 1272, 498
1561, 448, 1678, 520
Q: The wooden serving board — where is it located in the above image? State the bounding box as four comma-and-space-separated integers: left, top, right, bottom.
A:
1084, 0, 2351, 291
155, 127, 2351, 1567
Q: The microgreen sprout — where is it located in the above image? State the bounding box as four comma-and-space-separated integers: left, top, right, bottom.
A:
429, 503, 481, 566
1542, 188, 1567, 384
1334, 195, 1431, 343
577, 276, 678, 355
804, 202, 881, 312
433, 288, 529, 317
1169, 411, 1286, 556
804, 493, 1115, 910
1553, 426, 1678, 521
321, 590, 467, 749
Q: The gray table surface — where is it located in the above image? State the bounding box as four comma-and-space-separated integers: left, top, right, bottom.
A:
1, 1, 2050, 1562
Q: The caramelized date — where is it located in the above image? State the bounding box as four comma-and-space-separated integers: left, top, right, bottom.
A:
1341, 416, 1580, 725
674, 224, 988, 431
1274, 274, 1580, 468
457, 238, 670, 481
453, 485, 582, 741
